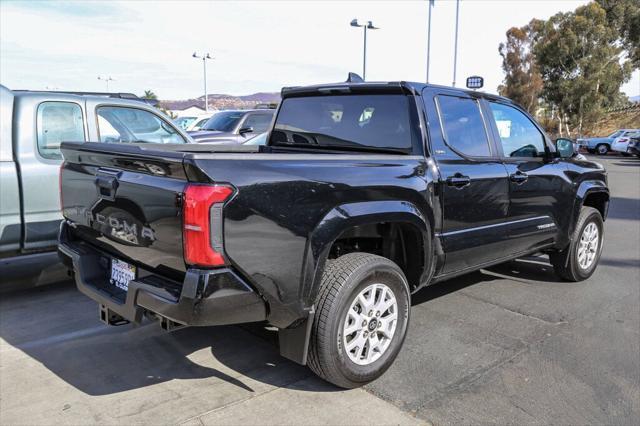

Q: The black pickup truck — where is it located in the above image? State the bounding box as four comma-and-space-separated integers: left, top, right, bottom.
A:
58, 79, 609, 388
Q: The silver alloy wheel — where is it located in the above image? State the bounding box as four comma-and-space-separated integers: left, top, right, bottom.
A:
342, 283, 398, 366
577, 222, 599, 270
597, 144, 608, 154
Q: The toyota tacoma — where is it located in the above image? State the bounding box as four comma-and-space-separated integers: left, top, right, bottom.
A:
58, 78, 609, 388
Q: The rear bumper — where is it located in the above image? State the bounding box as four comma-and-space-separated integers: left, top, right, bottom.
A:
58, 221, 266, 327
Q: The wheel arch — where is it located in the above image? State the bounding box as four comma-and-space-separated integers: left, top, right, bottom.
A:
302, 200, 434, 305
570, 181, 609, 238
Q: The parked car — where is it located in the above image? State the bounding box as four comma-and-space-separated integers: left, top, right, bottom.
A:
59, 78, 608, 389
186, 114, 213, 131
577, 129, 639, 155
611, 132, 638, 155
174, 113, 211, 131
624, 132, 640, 157
0, 85, 191, 291
188, 109, 275, 144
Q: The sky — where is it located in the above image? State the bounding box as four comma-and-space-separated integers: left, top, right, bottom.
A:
1, 0, 638, 100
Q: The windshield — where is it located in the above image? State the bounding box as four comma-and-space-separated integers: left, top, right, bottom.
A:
608, 130, 623, 138
201, 111, 244, 132
269, 94, 419, 153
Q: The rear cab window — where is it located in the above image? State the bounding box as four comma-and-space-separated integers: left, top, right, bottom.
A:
36, 101, 85, 159
269, 94, 421, 154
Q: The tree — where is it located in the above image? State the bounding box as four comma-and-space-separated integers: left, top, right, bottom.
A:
534, 2, 633, 135
142, 89, 157, 100
597, 0, 640, 67
498, 19, 544, 116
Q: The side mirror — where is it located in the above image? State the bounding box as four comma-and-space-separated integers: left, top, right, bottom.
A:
238, 126, 254, 135
555, 138, 575, 158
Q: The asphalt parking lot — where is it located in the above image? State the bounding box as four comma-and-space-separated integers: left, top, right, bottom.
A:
1, 155, 638, 425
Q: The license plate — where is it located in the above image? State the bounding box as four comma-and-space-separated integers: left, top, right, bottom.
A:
110, 259, 136, 291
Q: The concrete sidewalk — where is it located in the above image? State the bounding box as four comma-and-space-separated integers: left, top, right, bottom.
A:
0, 285, 423, 425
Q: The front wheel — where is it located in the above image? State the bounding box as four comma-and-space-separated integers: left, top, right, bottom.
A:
307, 253, 410, 388
550, 206, 604, 281
596, 144, 609, 155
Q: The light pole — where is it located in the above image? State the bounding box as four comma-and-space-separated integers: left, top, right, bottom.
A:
350, 19, 379, 81
192, 52, 213, 112
452, 0, 460, 87
426, 0, 434, 83
97, 76, 115, 91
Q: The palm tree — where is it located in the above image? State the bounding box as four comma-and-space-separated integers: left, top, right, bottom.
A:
142, 90, 157, 100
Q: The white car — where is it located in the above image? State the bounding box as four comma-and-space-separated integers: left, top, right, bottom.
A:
186, 115, 213, 131
611, 130, 640, 155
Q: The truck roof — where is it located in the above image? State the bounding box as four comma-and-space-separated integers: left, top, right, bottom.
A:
9, 88, 158, 107
281, 80, 515, 105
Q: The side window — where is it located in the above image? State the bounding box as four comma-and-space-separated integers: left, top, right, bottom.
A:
36, 102, 85, 159
97, 106, 186, 144
489, 102, 545, 158
242, 114, 272, 133
436, 95, 491, 157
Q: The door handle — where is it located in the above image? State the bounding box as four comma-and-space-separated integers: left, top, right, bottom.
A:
446, 173, 471, 188
509, 171, 528, 184
95, 169, 120, 200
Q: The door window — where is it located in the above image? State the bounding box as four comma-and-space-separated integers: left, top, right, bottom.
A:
436, 96, 491, 157
97, 106, 186, 144
489, 102, 546, 158
36, 102, 85, 159
242, 113, 273, 133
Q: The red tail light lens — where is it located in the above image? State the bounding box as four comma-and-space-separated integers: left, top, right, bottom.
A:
183, 184, 234, 267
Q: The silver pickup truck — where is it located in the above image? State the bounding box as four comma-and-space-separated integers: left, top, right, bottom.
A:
0, 85, 191, 291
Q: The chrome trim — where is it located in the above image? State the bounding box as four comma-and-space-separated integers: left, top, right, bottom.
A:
437, 215, 554, 237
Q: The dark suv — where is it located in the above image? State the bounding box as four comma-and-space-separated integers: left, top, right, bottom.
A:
59, 78, 608, 389
188, 109, 275, 144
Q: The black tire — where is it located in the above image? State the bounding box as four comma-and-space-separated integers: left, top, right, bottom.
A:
307, 253, 410, 389
595, 144, 609, 155
549, 206, 604, 281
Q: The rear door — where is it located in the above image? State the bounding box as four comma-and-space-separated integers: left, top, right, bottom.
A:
484, 100, 570, 253
423, 88, 510, 274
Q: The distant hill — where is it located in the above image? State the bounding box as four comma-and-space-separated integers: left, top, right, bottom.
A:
161, 92, 280, 111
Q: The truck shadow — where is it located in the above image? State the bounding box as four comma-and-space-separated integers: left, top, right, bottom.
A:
0, 282, 317, 396
1, 254, 563, 397
411, 255, 563, 306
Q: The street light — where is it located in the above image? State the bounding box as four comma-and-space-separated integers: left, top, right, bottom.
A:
350, 19, 379, 81
192, 52, 213, 112
452, 0, 460, 87
97, 76, 115, 91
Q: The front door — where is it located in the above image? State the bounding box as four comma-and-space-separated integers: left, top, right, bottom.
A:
423, 89, 510, 274
483, 100, 571, 254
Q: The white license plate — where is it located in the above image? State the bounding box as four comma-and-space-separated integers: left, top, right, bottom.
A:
110, 259, 136, 291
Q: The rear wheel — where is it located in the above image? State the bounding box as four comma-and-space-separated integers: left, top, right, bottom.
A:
308, 253, 410, 388
550, 206, 604, 281
596, 144, 609, 155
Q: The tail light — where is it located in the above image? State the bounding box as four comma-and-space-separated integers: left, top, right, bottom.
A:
182, 183, 234, 267
59, 162, 65, 214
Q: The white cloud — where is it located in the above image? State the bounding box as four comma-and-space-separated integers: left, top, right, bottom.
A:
1, 0, 638, 99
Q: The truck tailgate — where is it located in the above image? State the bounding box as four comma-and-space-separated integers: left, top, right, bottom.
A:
60, 143, 191, 278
